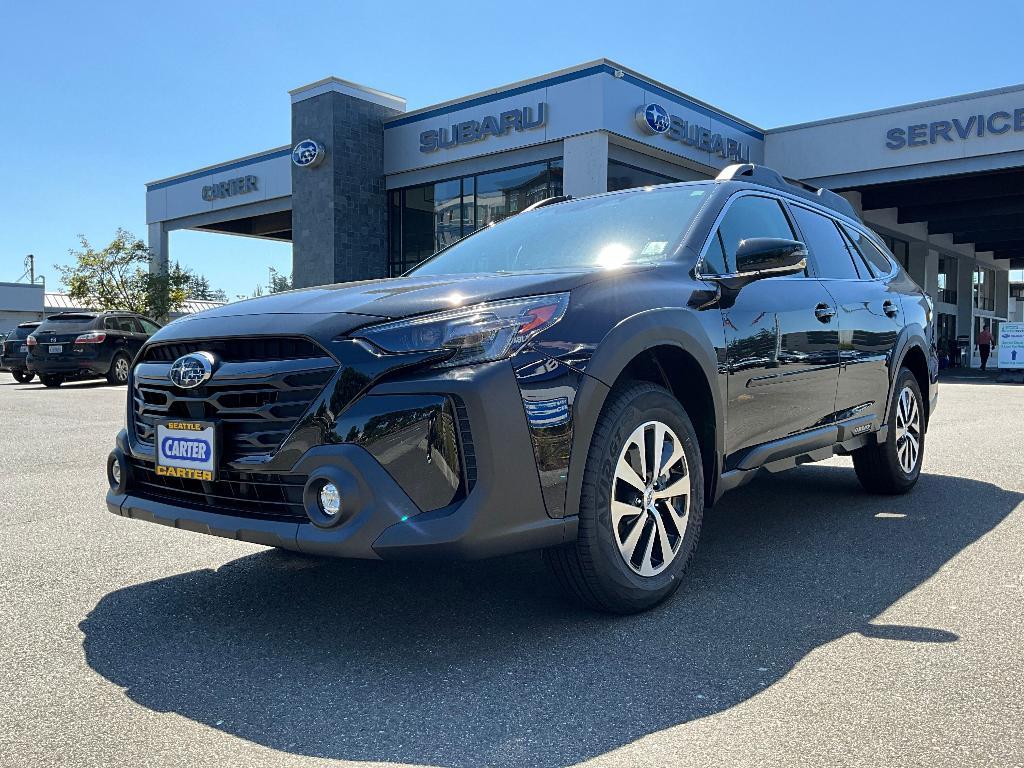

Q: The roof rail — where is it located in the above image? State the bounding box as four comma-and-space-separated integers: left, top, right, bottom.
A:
716, 164, 859, 222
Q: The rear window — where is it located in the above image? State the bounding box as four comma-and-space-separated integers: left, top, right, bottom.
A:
12, 325, 39, 340
38, 315, 98, 332
45, 314, 97, 324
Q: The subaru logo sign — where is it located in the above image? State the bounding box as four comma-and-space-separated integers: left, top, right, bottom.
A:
169, 352, 215, 389
636, 103, 671, 135
292, 139, 325, 168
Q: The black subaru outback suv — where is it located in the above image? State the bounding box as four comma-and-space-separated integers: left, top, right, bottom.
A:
28, 311, 161, 388
106, 164, 937, 613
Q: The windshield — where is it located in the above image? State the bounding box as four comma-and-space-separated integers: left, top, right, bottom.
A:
410, 184, 710, 276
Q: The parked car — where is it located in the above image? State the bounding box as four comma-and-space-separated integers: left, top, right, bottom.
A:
28, 311, 161, 388
105, 164, 937, 613
1, 322, 41, 383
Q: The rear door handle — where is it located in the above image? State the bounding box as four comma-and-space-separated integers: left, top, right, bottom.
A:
814, 303, 836, 323
882, 300, 899, 318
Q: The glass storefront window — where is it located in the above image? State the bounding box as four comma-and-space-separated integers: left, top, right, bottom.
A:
607, 160, 679, 192
974, 266, 995, 311
389, 159, 563, 275
881, 234, 910, 269
936, 255, 957, 304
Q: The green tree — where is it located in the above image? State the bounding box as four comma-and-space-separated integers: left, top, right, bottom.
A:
58, 230, 227, 319
58, 229, 156, 314
268, 267, 293, 294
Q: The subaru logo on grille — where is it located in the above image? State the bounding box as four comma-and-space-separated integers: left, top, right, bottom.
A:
636, 103, 671, 135
169, 352, 215, 389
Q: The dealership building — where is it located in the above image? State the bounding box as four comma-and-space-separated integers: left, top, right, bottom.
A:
145, 59, 1024, 367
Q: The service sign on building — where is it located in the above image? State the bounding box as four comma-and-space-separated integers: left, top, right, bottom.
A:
998, 322, 1024, 369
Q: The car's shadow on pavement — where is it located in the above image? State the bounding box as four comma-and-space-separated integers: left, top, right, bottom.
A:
80, 466, 1021, 767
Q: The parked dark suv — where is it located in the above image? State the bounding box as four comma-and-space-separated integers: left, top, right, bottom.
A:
28, 311, 161, 388
105, 164, 937, 613
1, 322, 41, 383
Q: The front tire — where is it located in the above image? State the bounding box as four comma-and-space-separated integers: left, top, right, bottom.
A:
853, 367, 924, 494
12, 370, 34, 383
107, 352, 131, 385
40, 374, 64, 389
545, 381, 704, 614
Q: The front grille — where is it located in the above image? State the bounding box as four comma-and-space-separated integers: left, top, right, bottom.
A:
132, 337, 337, 461
128, 458, 309, 523
141, 337, 324, 363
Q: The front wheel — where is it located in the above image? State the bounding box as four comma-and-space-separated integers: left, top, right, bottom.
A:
12, 370, 34, 383
107, 352, 131, 385
544, 381, 704, 614
853, 367, 924, 494
40, 374, 64, 389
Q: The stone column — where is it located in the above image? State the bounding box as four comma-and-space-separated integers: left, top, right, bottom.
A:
290, 78, 405, 288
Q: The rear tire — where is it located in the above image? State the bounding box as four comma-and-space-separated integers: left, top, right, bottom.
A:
107, 352, 131, 385
853, 367, 924, 494
544, 381, 704, 614
12, 370, 33, 383
40, 374, 64, 389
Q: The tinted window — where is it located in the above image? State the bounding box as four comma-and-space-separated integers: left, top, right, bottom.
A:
411, 186, 710, 275
12, 325, 38, 340
709, 195, 796, 274
137, 318, 161, 334
842, 225, 892, 277
791, 206, 861, 279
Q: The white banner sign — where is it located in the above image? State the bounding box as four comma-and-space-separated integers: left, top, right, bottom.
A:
998, 322, 1024, 369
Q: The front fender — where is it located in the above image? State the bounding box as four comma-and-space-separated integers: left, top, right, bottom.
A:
562, 308, 725, 519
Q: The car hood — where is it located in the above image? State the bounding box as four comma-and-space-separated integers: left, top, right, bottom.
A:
152, 269, 620, 344
189, 270, 613, 320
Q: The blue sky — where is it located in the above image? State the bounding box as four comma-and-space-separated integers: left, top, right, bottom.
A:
1, 1, 1021, 298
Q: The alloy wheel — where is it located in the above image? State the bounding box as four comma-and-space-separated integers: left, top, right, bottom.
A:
115, 357, 130, 383
611, 420, 690, 577
894, 386, 921, 474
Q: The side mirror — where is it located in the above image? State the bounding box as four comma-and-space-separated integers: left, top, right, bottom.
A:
712, 238, 808, 290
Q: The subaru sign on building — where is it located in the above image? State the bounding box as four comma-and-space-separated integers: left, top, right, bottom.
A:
144, 59, 1023, 369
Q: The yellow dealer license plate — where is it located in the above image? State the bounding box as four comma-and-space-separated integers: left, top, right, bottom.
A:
155, 420, 218, 481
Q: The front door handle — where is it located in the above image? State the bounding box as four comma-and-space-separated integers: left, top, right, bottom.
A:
882, 300, 899, 318
814, 303, 836, 323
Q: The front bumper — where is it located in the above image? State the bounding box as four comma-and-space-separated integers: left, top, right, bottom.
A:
107, 359, 577, 560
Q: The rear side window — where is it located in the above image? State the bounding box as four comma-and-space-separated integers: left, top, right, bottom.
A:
137, 318, 161, 334
705, 195, 796, 274
842, 225, 893, 277
791, 206, 861, 280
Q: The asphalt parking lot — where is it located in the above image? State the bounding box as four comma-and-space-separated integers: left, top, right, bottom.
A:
2, 374, 1023, 768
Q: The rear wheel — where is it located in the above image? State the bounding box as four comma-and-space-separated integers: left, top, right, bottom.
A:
40, 374, 64, 389
12, 370, 33, 383
107, 352, 131, 385
853, 367, 924, 494
544, 381, 704, 614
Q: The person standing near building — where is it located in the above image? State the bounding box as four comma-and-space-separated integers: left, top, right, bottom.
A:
977, 325, 994, 371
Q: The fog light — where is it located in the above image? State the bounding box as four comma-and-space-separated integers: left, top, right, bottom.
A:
319, 483, 341, 518
107, 451, 128, 493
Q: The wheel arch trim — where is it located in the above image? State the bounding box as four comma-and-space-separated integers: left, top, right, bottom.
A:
563, 308, 724, 519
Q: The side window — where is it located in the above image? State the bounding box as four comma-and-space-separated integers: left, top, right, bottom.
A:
702, 231, 728, 275
103, 316, 118, 331
841, 224, 893, 278
709, 195, 796, 275
791, 206, 861, 280
138, 318, 161, 335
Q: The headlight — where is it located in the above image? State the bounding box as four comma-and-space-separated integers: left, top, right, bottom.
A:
356, 293, 569, 368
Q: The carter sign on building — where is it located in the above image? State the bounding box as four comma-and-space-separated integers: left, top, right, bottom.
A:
202, 175, 259, 201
